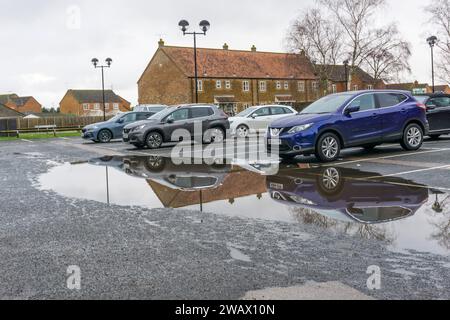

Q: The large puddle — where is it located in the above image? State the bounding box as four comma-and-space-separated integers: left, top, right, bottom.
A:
37, 155, 450, 257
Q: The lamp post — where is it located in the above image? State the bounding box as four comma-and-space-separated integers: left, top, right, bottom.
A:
427, 36, 438, 93
178, 19, 210, 103
91, 58, 113, 121
343, 60, 349, 92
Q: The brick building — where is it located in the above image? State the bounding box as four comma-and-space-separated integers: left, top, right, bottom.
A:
386, 81, 432, 94
0, 103, 24, 119
138, 40, 318, 114
319, 65, 385, 94
0, 94, 42, 114
59, 90, 131, 116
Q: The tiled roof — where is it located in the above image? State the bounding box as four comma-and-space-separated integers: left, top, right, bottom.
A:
386, 83, 429, 90
322, 65, 375, 83
0, 103, 23, 118
158, 46, 316, 80
0, 94, 19, 105
67, 90, 123, 103
11, 96, 32, 107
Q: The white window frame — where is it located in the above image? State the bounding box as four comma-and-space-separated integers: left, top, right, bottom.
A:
216, 80, 222, 89
367, 84, 373, 90
353, 85, 359, 91
298, 81, 305, 92
83, 103, 89, 111
332, 84, 337, 93
94, 103, 100, 110
225, 80, 231, 89
276, 81, 282, 90
284, 81, 289, 90
105, 103, 110, 110
113, 103, 119, 110
259, 81, 267, 92
312, 81, 318, 92
243, 80, 250, 92
197, 80, 203, 92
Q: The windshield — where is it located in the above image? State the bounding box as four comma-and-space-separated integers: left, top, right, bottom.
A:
149, 107, 177, 120
236, 107, 258, 118
301, 94, 353, 114
414, 96, 429, 103
108, 114, 125, 122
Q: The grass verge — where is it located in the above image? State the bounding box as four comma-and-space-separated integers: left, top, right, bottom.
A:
0, 131, 80, 141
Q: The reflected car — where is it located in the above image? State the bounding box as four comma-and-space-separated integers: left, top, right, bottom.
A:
414, 94, 450, 139
121, 156, 231, 191
266, 166, 429, 224
267, 90, 429, 162
229, 105, 297, 138
82, 111, 156, 143
123, 104, 230, 149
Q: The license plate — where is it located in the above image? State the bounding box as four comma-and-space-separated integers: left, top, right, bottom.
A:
270, 183, 284, 190
123, 133, 128, 139
268, 139, 282, 145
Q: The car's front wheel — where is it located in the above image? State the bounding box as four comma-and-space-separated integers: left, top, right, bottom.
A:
401, 124, 424, 151
204, 127, 225, 144
315, 133, 341, 162
146, 132, 163, 149
97, 129, 112, 143
236, 125, 250, 138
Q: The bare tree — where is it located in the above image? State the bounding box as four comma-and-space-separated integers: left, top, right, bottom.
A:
426, 0, 450, 83
363, 24, 412, 83
320, 0, 386, 69
286, 8, 343, 94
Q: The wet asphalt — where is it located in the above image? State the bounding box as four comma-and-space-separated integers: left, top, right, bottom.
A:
0, 137, 449, 300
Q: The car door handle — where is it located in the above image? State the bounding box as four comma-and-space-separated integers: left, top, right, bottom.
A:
401, 108, 408, 113
372, 113, 379, 118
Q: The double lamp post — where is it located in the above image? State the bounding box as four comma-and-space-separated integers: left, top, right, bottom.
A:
91, 57, 113, 121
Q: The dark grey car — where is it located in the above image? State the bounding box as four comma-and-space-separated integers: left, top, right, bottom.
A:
123, 104, 230, 149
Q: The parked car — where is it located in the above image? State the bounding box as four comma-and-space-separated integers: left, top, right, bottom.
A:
229, 105, 297, 138
123, 104, 230, 149
267, 166, 428, 224
267, 90, 429, 162
414, 93, 450, 139
133, 104, 168, 113
82, 111, 156, 143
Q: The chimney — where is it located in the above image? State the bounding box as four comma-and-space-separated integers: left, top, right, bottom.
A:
158, 39, 165, 48
223, 43, 229, 50
251, 45, 257, 52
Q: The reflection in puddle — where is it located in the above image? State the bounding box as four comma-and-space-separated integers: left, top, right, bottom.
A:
37, 155, 450, 256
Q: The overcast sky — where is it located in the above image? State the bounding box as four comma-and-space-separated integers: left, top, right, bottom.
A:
0, 0, 440, 108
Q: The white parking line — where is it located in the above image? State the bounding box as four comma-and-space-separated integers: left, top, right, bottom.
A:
366, 164, 450, 179
326, 148, 450, 167
21, 139, 33, 143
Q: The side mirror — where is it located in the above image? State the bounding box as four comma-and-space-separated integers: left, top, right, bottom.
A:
251, 114, 257, 119
166, 118, 174, 124
117, 118, 125, 124
427, 104, 437, 111
345, 105, 360, 115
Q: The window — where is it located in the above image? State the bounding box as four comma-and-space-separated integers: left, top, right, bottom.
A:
197, 80, 203, 92
332, 84, 337, 94
348, 94, 376, 112
243, 103, 250, 109
428, 97, 450, 108
216, 80, 222, 89
113, 103, 119, 110
94, 103, 100, 110
137, 113, 152, 120
252, 107, 270, 117
104, 103, 109, 110
377, 93, 407, 108
284, 81, 289, 90
243, 81, 250, 92
276, 81, 282, 90
298, 81, 305, 92
225, 80, 231, 89
353, 85, 359, 91
83, 103, 89, 111
191, 107, 214, 118
271, 107, 288, 115
165, 109, 189, 122
312, 81, 318, 92
259, 81, 267, 92
283, 107, 295, 114
367, 85, 373, 90
122, 113, 137, 123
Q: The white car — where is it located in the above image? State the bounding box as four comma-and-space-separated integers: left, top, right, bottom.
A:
229, 105, 297, 138
133, 104, 168, 114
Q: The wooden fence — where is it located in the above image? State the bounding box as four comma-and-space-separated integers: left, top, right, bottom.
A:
0, 116, 111, 137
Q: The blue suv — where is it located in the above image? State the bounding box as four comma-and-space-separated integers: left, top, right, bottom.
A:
267, 90, 429, 162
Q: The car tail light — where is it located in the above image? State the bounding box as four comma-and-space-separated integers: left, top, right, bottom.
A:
416, 103, 427, 111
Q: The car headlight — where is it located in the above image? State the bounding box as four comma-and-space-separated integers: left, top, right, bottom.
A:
288, 123, 313, 134
87, 127, 97, 132
290, 196, 316, 206
133, 125, 146, 132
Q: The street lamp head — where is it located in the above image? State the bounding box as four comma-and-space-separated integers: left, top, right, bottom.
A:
178, 20, 189, 33
343, 59, 349, 66
199, 20, 210, 33
106, 58, 113, 66
91, 58, 99, 67
427, 36, 438, 47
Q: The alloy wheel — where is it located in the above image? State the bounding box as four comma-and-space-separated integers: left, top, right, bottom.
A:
236, 125, 249, 138
321, 168, 340, 191
321, 137, 339, 159
147, 133, 163, 149
407, 127, 422, 147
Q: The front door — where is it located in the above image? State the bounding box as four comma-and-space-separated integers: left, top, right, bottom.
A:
251, 107, 273, 131
163, 108, 190, 142
341, 93, 382, 146
426, 96, 450, 132
113, 113, 137, 137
